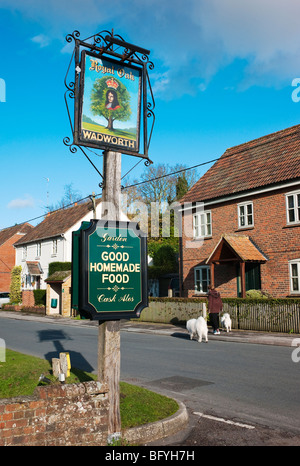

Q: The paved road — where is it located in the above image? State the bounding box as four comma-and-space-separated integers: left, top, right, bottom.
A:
0, 313, 299, 445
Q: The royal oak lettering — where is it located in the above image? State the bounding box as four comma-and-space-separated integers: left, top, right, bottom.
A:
89, 59, 135, 82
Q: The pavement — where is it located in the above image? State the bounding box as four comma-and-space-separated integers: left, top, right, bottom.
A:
0, 310, 297, 347
0, 310, 298, 445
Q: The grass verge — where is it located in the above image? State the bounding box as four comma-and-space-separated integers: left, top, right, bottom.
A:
0, 349, 178, 429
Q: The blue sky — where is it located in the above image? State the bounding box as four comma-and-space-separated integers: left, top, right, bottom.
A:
1, 0, 300, 230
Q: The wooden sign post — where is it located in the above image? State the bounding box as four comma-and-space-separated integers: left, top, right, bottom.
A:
99, 150, 122, 440
65, 30, 154, 444
72, 153, 148, 441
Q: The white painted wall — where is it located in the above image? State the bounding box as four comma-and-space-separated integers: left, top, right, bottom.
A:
15, 203, 103, 290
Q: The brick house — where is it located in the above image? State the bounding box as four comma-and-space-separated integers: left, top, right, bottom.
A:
179, 124, 300, 298
0, 223, 33, 292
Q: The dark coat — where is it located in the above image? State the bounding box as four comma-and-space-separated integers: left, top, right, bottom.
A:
208, 289, 223, 313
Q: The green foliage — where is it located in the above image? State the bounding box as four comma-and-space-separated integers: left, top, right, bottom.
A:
90, 77, 131, 130
48, 262, 71, 277
148, 244, 178, 278
9, 266, 22, 304
153, 244, 177, 268
0, 351, 178, 431
149, 296, 300, 305
246, 289, 271, 299
0, 349, 96, 398
149, 296, 208, 303
33, 289, 46, 306
119, 381, 178, 429
222, 297, 300, 305
176, 173, 189, 200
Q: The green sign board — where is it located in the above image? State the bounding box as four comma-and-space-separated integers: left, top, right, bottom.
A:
73, 219, 148, 320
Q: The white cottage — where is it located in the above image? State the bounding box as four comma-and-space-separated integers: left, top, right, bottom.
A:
14, 198, 102, 291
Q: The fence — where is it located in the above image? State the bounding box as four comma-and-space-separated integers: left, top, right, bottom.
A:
223, 300, 300, 333
138, 298, 300, 334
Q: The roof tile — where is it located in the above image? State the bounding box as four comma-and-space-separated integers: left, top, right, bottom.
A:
14, 199, 100, 246
0, 223, 33, 247
206, 234, 267, 263
181, 124, 300, 203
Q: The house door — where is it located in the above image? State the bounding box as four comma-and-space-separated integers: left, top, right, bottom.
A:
237, 263, 261, 296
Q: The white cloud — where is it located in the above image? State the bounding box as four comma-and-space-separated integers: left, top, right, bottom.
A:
2, 0, 300, 95
190, 0, 300, 89
7, 196, 35, 210
31, 34, 51, 48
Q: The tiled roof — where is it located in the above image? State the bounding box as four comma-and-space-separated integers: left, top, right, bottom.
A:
0, 223, 33, 247
206, 234, 267, 264
26, 261, 42, 275
181, 124, 300, 203
14, 199, 101, 246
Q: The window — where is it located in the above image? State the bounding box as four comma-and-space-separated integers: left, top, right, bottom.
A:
289, 260, 300, 294
36, 242, 41, 257
286, 191, 300, 224
52, 239, 58, 255
238, 202, 254, 228
194, 266, 210, 293
22, 246, 27, 260
193, 211, 212, 238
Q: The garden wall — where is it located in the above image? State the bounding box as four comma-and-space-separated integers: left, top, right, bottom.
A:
138, 298, 207, 324
138, 298, 300, 333
0, 381, 109, 446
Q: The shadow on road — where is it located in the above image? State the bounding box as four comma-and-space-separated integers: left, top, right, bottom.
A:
37, 329, 95, 374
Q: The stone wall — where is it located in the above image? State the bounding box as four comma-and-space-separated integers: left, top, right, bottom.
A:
0, 381, 109, 446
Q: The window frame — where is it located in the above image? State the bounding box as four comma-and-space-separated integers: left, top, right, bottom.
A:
289, 259, 300, 294
22, 246, 27, 261
237, 201, 254, 229
52, 239, 58, 256
194, 266, 211, 294
193, 211, 212, 239
36, 242, 41, 258
286, 190, 300, 225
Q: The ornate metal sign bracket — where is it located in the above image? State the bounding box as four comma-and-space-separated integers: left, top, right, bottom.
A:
64, 29, 155, 178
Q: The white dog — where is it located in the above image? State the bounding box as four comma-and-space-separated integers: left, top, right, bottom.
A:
186, 317, 208, 343
195, 316, 208, 343
186, 318, 197, 340
221, 313, 232, 332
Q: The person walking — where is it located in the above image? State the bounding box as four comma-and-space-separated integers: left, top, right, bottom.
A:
208, 285, 223, 335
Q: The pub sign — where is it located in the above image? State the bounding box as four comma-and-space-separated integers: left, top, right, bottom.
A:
63, 30, 155, 161
76, 51, 142, 154
73, 219, 148, 320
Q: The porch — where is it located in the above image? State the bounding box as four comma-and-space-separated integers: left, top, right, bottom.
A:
206, 234, 267, 298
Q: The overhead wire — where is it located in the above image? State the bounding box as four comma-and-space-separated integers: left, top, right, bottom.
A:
0, 152, 226, 231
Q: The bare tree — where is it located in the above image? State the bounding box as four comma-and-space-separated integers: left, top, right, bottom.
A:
48, 183, 83, 212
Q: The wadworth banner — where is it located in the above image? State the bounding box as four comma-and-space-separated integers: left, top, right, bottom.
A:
72, 220, 148, 321
77, 51, 142, 154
